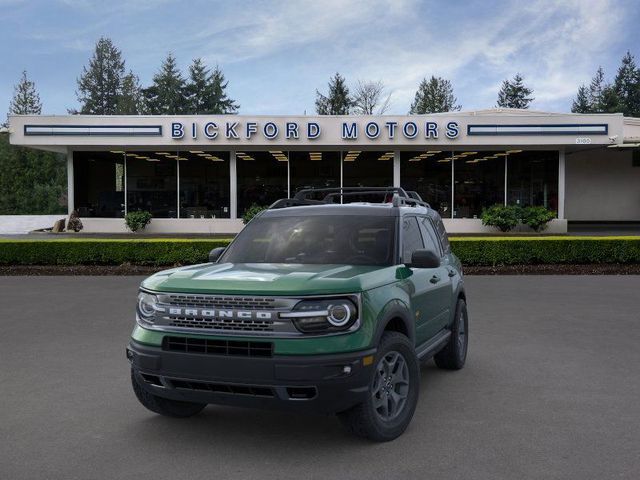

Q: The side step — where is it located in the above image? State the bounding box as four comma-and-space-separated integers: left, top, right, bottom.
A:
415, 330, 451, 360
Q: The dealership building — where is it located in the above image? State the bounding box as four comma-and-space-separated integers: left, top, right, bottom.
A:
8, 109, 640, 233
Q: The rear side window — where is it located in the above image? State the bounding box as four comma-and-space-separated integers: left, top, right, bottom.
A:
401, 217, 424, 263
419, 217, 442, 256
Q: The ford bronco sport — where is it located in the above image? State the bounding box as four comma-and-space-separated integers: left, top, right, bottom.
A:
127, 187, 469, 441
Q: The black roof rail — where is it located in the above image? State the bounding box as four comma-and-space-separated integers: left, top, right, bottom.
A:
269, 186, 430, 210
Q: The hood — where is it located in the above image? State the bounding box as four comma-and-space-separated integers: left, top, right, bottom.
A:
142, 262, 397, 295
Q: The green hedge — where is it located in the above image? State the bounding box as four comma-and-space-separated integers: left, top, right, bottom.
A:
1, 237, 639, 266
0, 239, 232, 266
450, 237, 640, 266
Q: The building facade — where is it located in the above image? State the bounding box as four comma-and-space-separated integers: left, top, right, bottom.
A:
9, 109, 640, 233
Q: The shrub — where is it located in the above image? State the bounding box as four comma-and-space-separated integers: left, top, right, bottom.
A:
521, 206, 556, 232
481, 204, 521, 232
125, 210, 152, 232
67, 210, 83, 232
242, 204, 268, 224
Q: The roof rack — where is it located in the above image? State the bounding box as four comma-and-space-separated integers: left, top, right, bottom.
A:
269, 186, 430, 210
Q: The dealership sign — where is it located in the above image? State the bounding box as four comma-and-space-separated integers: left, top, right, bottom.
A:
170, 120, 461, 141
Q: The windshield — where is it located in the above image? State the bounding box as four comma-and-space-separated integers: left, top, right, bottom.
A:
220, 215, 397, 266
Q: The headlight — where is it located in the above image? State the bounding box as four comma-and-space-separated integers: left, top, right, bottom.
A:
137, 291, 158, 325
282, 298, 358, 333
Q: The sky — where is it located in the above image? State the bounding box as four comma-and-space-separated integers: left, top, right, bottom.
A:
1, 0, 639, 117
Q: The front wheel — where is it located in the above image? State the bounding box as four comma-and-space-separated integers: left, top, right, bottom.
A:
131, 369, 206, 418
338, 332, 420, 442
434, 298, 469, 370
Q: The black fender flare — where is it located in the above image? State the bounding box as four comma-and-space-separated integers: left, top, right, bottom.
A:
371, 299, 415, 347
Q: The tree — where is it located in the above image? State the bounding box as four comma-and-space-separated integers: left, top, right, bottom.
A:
116, 71, 144, 115
8, 70, 42, 117
571, 85, 591, 113
496, 73, 534, 109
185, 59, 239, 114
409, 76, 461, 114
587, 66, 607, 112
613, 51, 640, 117
315, 73, 352, 115
74, 37, 125, 114
143, 53, 187, 115
352, 80, 391, 114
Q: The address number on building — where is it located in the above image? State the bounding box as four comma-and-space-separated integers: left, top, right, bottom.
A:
575, 137, 592, 144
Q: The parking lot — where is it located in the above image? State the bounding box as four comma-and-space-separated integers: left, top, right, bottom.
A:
1, 275, 639, 480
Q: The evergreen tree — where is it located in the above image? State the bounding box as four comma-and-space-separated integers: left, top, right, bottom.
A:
571, 85, 591, 113
116, 71, 144, 115
588, 66, 607, 111
143, 53, 187, 115
75, 37, 125, 114
185, 59, 239, 114
315, 73, 352, 115
8, 70, 42, 116
409, 76, 461, 114
496, 73, 534, 109
613, 51, 640, 117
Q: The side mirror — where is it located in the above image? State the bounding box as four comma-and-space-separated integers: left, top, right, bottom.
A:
407, 249, 440, 269
209, 247, 226, 263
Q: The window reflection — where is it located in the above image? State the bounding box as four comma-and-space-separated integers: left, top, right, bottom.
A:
126, 152, 177, 218
73, 151, 125, 218
178, 151, 230, 218
453, 151, 505, 218
237, 151, 288, 216
289, 151, 340, 198
401, 150, 452, 217
507, 150, 558, 212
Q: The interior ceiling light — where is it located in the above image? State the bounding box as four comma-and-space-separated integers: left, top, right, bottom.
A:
166, 155, 179, 159
506, 150, 523, 154
110, 150, 125, 154
155, 152, 170, 156
146, 158, 160, 162
427, 150, 442, 154
189, 151, 204, 154
135, 155, 149, 159
437, 159, 451, 163
125, 153, 137, 157
495, 152, 507, 156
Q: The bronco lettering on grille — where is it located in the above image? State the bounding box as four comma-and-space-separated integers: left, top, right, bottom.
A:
167, 308, 273, 320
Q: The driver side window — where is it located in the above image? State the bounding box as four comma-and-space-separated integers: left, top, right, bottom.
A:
401, 217, 424, 263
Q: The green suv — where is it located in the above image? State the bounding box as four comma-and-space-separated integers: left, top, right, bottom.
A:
127, 187, 469, 441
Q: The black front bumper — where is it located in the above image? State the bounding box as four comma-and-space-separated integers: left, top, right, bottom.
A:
127, 340, 376, 414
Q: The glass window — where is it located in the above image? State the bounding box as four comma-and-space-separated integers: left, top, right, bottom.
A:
237, 151, 288, 217
73, 151, 125, 218
419, 217, 442, 256
401, 150, 452, 218
433, 215, 451, 254
343, 150, 394, 189
507, 150, 558, 212
401, 216, 424, 263
290, 151, 340, 199
220, 215, 397, 266
454, 151, 505, 218
178, 151, 230, 218
126, 151, 177, 218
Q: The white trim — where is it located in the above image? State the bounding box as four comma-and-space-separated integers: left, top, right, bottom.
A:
176, 157, 180, 219
450, 152, 455, 219
230, 150, 237, 219
393, 150, 400, 188
504, 154, 508, 206
66, 148, 74, 215
558, 148, 565, 220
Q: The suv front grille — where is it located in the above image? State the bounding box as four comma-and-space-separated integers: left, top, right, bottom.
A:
162, 336, 273, 357
168, 316, 274, 332
165, 294, 278, 310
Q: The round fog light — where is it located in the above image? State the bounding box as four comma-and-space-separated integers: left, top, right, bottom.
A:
327, 303, 352, 327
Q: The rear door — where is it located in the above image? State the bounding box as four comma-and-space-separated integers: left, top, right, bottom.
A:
400, 216, 446, 345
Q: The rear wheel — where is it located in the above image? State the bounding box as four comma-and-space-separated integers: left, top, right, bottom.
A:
131, 369, 206, 418
338, 332, 419, 442
434, 298, 468, 370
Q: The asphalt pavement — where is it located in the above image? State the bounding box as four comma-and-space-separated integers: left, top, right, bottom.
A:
1, 275, 639, 480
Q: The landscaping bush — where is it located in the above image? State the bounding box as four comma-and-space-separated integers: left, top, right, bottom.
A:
66, 210, 83, 232
125, 210, 152, 232
521, 206, 556, 232
481, 204, 521, 232
242, 204, 268, 224
0, 237, 639, 267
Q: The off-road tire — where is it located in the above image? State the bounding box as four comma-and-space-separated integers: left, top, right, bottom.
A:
131, 369, 206, 418
434, 298, 468, 370
337, 332, 420, 442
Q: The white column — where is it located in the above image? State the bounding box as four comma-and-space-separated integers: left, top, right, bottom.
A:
504, 154, 508, 205
558, 148, 566, 220
393, 150, 401, 188
123, 154, 127, 215
450, 152, 455, 219
66, 148, 74, 216
176, 158, 180, 219
287, 152, 291, 198
230, 150, 237, 219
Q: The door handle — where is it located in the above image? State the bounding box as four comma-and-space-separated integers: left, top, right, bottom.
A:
430, 275, 441, 284
447, 268, 456, 277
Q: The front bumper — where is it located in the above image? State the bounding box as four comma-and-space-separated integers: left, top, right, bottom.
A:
127, 340, 376, 414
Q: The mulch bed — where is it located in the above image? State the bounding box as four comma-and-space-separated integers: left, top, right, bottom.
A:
1, 264, 640, 276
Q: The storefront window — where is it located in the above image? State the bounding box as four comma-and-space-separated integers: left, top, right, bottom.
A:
289, 151, 340, 198
178, 151, 230, 218
401, 151, 452, 217
237, 151, 288, 216
73, 151, 125, 218
453, 151, 505, 218
343, 150, 394, 188
126, 151, 177, 218
507, 150, 558, 212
